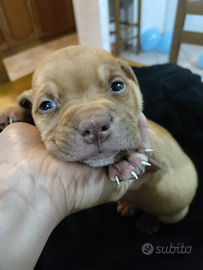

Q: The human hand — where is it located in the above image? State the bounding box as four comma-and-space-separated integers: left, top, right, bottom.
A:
0, 123, 134, 270
0, 111, 150, 270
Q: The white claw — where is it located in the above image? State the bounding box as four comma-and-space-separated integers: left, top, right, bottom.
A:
131, 171, 138, 180
115, 176, 120, 186
9, 117, 14, 124
145, 149, 154, 152
141, 161, 151, 166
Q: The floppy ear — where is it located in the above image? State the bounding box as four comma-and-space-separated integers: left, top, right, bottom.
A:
17, 89, 33, 110
116, 59, 139, 84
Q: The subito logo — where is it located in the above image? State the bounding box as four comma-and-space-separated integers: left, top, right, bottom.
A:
142, 243, 154, 255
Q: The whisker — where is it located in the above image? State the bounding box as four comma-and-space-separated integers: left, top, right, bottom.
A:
140, 88, 149, 93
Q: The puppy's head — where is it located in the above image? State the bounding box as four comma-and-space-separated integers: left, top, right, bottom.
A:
19, 45, 143, 167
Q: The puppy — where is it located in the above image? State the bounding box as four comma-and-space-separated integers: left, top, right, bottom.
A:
0, 45, 198, 233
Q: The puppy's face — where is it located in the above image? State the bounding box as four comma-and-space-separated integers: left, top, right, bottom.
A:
20, 46, 143, 167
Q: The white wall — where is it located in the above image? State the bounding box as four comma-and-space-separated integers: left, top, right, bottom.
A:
73, 0, 203, 50
164, 0, 203, 33
139, 0, 203, 33
72, 0, 110, 52
110, 0, 203, 42
163, 0, 178, 33
184, 15, 203, 33
141, 0, 167, 34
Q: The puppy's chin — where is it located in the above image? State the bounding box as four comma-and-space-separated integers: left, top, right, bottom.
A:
81, 156, 116, 167
46, 141, 121, 167
79, 151, 126, 167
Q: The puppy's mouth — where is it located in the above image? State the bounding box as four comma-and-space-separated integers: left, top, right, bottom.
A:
80, 149, 128, 167
48, 124, 141, 167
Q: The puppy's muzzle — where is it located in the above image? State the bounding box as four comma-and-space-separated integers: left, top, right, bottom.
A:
78, 114, 111, 145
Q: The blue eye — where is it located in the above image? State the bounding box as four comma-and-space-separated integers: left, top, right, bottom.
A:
110, 81, 125, 92
39, 101, 56, 111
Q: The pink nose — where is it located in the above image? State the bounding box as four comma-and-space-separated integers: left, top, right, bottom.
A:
78, 115, 111, 145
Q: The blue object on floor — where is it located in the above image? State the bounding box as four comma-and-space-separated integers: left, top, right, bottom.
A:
158, 32, 173, 53
141, 29, 161, 52
197, 51, 203, 69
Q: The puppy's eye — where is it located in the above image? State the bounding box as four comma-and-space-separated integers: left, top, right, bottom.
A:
110, 81, 125, 93
39, 101, 56, 111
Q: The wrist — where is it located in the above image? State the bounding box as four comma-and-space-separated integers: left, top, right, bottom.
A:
0, 162, 59, 270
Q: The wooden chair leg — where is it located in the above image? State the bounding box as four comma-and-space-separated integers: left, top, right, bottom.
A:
136, 0, 141, 54
169, 0, 187, 63
114, 0, 121, 56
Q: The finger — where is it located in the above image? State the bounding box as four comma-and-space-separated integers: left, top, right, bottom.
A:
0, 123, 44, 163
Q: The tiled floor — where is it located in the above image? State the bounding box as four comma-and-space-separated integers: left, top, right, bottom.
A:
3, 32, 79, 81
121, 43, 203, 80
3, 32, 203, 81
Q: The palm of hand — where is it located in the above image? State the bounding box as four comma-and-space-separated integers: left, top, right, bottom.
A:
0, 123, 133, 224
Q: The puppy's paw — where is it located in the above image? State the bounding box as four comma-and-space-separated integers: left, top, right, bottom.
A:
136, 213, 160, 234
0, 107, 33, 131
117, 200, 137, 217
108, 149, 152, 183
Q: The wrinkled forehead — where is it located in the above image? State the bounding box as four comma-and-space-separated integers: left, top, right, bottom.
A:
32, 47, 123, 94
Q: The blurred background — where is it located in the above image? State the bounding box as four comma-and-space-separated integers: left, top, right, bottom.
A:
0, 0, 203, 82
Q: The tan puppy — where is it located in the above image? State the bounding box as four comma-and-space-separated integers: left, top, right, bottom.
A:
0, 46, 198, 233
